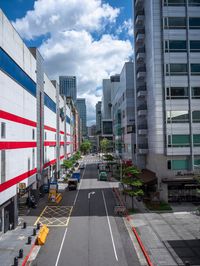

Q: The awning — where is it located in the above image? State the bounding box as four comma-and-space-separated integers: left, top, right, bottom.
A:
138, 169, 157, 184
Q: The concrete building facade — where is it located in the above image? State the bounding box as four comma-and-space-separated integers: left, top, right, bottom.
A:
133, 0, 200, 202
0, 10, 76, 234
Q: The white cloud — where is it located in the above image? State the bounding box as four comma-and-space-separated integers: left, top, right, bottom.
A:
13, 0, 133, 125
116, 18, 133, 37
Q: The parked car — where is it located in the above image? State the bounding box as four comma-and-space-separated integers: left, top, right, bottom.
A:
68, 179, 78, 190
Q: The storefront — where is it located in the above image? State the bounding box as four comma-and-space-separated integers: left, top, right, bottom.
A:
163, 178, 200, 202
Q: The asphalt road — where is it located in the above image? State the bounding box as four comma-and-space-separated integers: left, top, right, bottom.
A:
34, 155, 141, 266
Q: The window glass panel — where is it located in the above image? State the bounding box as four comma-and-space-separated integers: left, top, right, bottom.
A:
172, 135, 190, 146
1, 150, 6, 183
191, 64, 200, 75
164, 0, 186, 5
169, 40, 186, 52
193, 134, 200, 146
192, 87, 200, 98
190, 41, 200, 52
189, 0, 200, 6
167, 17, 186, 28
167, 64, 187, 75
172, 159, 189, 170
167, 111, 189, 123
189, 17, 200, 28
167, 87, 188, 99
1, 122, 6, 138
192, 111, 200, 122
194, 159, 200, 166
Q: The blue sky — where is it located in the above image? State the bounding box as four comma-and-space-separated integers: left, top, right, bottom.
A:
0, 0, 133, 125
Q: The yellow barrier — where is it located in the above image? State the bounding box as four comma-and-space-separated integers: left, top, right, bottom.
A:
37, 224, 49, 245
56, 193, 62, 204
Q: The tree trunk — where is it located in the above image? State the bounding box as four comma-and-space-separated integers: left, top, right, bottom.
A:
132, 196, 134, 210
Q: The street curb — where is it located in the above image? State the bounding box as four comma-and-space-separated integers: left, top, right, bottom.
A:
21, 243, 36, 266
112, 186, 154, 266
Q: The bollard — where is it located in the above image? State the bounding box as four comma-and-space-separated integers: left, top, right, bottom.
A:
23, 222, 27, 229
36, 222, 40, 230
18, 248, 23, 259
33, 228, 36, 236
27, 236, 32, 245
14, 256, 18, 266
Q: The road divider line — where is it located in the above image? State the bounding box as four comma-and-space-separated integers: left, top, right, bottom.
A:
73, 163, 86, 206
102, 190, 119, 262
54, 227, 68, 266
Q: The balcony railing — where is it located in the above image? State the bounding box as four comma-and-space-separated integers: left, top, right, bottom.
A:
137, 67, 146, 80
135, 0, 144, 9
138, 129, 148, 135
138, 144, 148, 154
135, 15, 144, 26
136, 51, 145, 62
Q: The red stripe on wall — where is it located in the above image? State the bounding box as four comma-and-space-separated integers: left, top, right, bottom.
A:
0, 109, 69, 135
0, 109, 37, 127
0, 168, 37, 192
0, 141, 37, 150
0, 154, 71, 192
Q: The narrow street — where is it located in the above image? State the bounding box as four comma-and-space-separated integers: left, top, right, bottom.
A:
34, 155, 141, 266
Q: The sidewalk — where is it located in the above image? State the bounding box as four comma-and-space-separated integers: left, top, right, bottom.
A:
0, 225, 39, 266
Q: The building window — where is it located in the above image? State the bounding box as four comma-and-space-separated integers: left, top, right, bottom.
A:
167, 111, 189, 123
1, 122, 6, 138
189, 0, 200, 5
166, 64, 187, 75
194, 135, 200, 146
164, 17, 186, 29
190, 41, 200, 52
192, 87, 200, 98
165, 40, 186, 52
32, 149, 35, 169
166, 87, 188, 99
1, 150, 6, 183
191, 64, 200, 75
32, 129, 35, 140
189, 17, 200, 29
171, 159, 189, 170
168, 135, 190, 147
192, 111, 200, 123
164, 0, 186, 5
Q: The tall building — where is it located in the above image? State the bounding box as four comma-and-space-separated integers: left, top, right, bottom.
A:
75, 98, 87, 137
0, 10, 77, 233
59, 76, 77, 102
96, 101, 102, 134
133, 0, 200, 202
111, 62, 135, 160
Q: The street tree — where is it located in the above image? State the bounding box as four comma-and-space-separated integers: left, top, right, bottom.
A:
80, 140, 92, 154
100, 138, 110, 153
122, 164, 144, 210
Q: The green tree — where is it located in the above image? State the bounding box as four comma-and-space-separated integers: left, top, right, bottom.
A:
62, 159, 73, 170
80, 140, 92, 154
100, 138, 110, 153
122, 165, 144, 210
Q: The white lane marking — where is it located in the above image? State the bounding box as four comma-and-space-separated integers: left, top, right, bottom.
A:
73, 163, 87, 206
55, 227, 68, 266
54, 163, 87, 266
102, 190, 119, 262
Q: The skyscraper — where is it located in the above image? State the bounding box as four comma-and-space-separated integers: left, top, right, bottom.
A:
59, 76, 77, 102
133, 0, 200, 202
96, 101, 102, 133
75, 98, 87, 137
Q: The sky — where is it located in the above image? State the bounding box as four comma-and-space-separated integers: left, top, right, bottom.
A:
0, 0, 133, 126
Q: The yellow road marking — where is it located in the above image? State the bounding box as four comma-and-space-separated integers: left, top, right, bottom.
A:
34, 206, 48, 226
34, 206, 73, 227
65, 206, 73, 227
